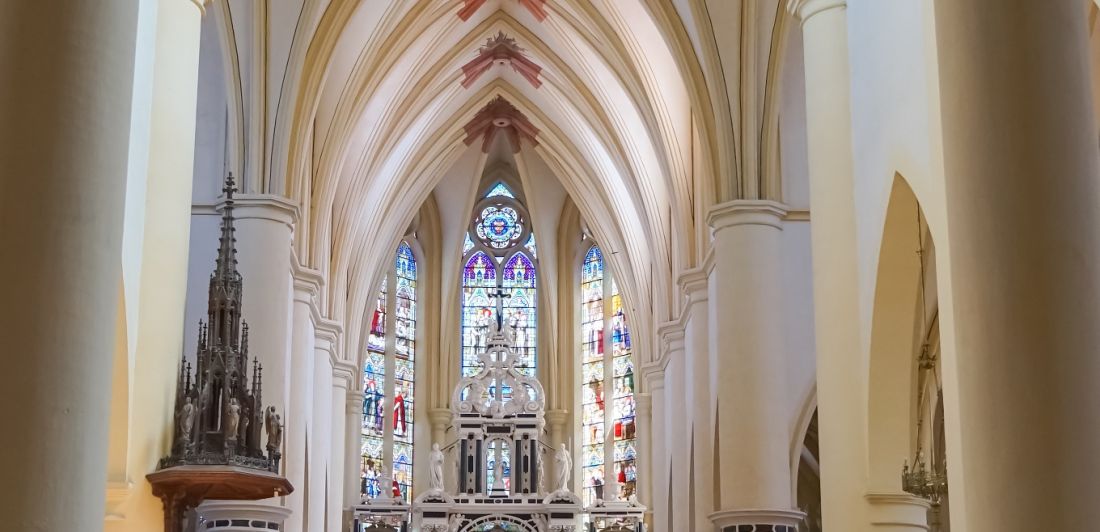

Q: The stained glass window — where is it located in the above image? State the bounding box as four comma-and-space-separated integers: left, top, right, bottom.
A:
461, 186, 537, 388
503, 252, 536, 377
362, 277, 386, 500
580, 246, 605, 506
462, 252, 497, 378
579, 244, 637, 506
610, 279, 636, 500
486, 182, 516, 198
392, 242, 416, 502
361, 242, 418, 503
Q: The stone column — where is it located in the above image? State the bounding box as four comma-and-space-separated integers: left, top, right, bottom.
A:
287, 276, 317, 532
345, 390, 364, 505
934, 0, 1100, 529
228, 196, 299, 524
644, 370, 668, 532
786, 1, 869, 530
0, 2, 139, 530
680, 269, 716, 531
707, 201, 803, 531
662, 331, 689, 531
330, 367, 352, 532
310, 324, 336, 532
634, 392, 653, 520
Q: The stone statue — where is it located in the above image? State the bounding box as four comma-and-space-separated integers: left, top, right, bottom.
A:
178, 396, 196, 442
265, 406, 283, 452
225, 398, 240, 441
554, 443, 572, 493
492, 455, 506, 493
429, 443, 445, 492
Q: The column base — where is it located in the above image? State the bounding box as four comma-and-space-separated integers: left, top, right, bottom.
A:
710, 508, 806, 532
865, 492, 930, 531
195, 500, 292, 531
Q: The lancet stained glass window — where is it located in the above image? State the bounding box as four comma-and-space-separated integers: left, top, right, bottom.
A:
361, 242, 418, 503
579, 244, 637, 506
461, 181, 537, 383
580, 246, 605, 506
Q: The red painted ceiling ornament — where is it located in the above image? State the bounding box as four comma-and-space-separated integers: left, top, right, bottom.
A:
463, 95, 540, 153
462, 32, 543, 89
458, 0, 548, 22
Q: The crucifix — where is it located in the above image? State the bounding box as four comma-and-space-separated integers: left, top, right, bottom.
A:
488, 286, 511, 330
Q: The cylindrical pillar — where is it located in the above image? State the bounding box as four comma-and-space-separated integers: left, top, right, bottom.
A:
934, 0, 1100, 528
786, 1, 870, 530
330, 372, 351, 532
0, 2, 140, 530
866, 493, 931, 531
228, 196, 298, 525
663, 334, 689, 531
287, 282, 317, 532
707, 201, 803, 531
634, 392, 652, 510
646, 372, 668, 532
345, 390, 364, 504
681, 271, 716, 531
309, 330, 335, 532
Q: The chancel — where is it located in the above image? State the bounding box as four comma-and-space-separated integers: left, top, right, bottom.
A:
4, 1, 1100, 532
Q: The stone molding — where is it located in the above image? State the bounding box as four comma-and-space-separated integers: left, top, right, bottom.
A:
195, 500, 293, 530
428, 407, 454, 429
786, 0, 846, 23
865, 492, 931, 530
709, 508, 806, 529
217, 193, 299, 229
707, 200, 789, 234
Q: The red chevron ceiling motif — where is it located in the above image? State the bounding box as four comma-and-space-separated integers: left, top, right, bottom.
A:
458, 0, 548, 22
463, 95, 540, 153
462, 32, 543, 89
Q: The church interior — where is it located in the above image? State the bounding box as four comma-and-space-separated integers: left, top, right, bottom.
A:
3, 1, 1100, 531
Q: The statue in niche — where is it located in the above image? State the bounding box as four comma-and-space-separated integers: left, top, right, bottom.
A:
178, 397, 196, 443
429, 443, 445, 493
225, 398, 241, 441
492, 453, 506, 493
554, 443, 572, 493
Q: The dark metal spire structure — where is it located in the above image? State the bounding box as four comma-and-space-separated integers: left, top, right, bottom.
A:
159, 173, 280, 473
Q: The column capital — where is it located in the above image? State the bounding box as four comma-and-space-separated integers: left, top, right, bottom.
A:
707, 199, 788, 235
786, 0, 845, 23
218, 193, 299, 228
292, 256, 325, 300
346, 390, 363, 410
635, 393, 652, 416
544, 409, 569, 426
709, 509, 806, 529
428, 407, 453, 428
677, 267, 709, 303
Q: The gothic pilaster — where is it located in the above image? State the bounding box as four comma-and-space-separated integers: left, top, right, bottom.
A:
707, 200, 803, 531
679, 267, 715, 531
345, 390, 365, 506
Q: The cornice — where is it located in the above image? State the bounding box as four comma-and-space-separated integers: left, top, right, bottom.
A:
677, 266, 708, 301
331, 359, 357, 388
291, 253, 325, 299
707, 199, 789, 234
709, 509, 806, 528
787, 0, 846, 24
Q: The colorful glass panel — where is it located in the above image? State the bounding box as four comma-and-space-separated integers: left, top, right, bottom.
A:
486, 182, 516, 198
462, 252, 498, 378
610, 279, 636, 500
580, 245, 605, 506
475, 205, 523, 249
503, 252, 537, 377
392, 242, 416, 502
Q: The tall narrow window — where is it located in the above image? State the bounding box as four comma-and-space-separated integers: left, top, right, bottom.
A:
461, 182, 538, 381
580, 246, 605, 506
361, 241, 418, 503
579, 244, 637, 506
